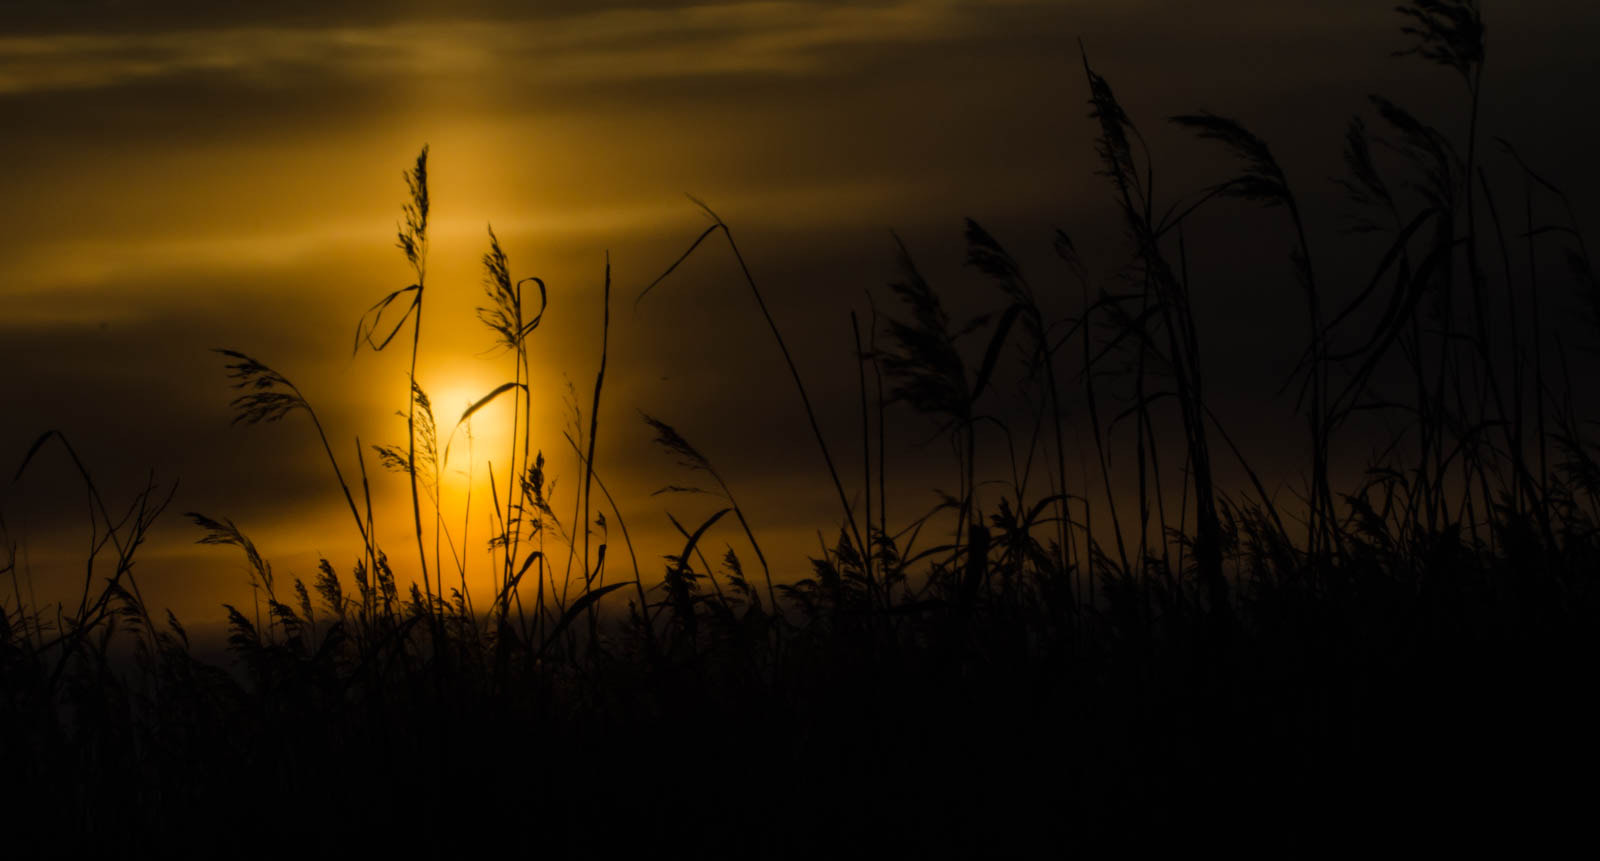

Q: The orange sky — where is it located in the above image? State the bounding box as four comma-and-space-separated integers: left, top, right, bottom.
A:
3, 0, 1597, 624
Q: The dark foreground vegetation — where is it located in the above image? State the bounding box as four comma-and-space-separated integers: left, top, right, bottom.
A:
4, 3, 1598, 854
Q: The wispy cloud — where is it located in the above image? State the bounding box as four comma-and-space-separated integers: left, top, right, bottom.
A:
0, 1, 978, 94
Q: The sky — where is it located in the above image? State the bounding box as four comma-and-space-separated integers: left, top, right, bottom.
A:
3, 0, 1598, 623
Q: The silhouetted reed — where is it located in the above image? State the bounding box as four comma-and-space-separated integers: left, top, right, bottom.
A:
4, 1, 1598, 852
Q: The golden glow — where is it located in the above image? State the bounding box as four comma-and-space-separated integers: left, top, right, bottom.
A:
5, 1, 1592, 622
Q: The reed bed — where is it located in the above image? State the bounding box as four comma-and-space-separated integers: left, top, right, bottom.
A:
3, 2, 1598, 853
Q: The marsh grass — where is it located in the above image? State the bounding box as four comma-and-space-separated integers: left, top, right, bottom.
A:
4, 1, 1600, 852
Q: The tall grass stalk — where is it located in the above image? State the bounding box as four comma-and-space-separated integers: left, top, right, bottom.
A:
639, 198, 867, 570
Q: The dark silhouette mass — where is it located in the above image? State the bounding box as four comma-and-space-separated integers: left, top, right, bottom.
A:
3, 2, 1599, 855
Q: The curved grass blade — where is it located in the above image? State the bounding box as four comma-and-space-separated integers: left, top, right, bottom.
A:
536, 581, 628, 659
458, 382, 528, 426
